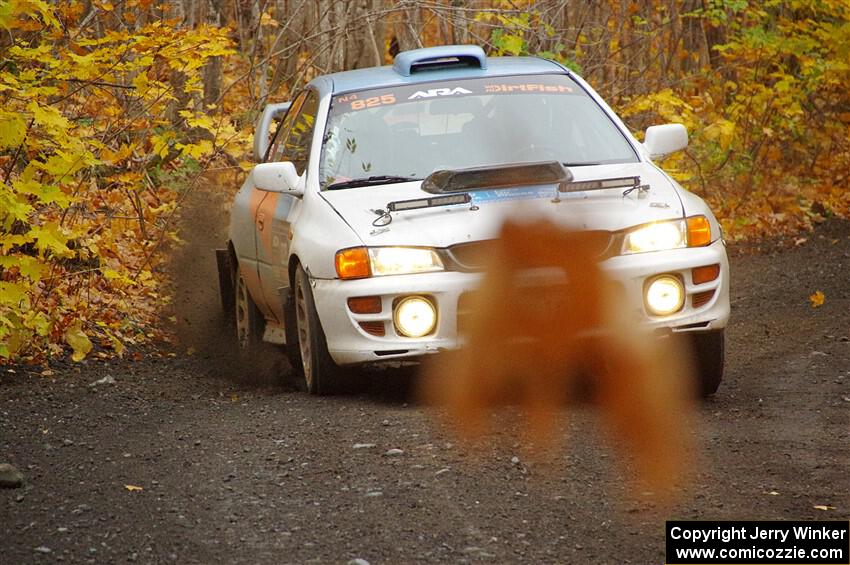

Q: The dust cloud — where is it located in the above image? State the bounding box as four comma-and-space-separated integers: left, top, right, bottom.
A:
166, 179, 290, 386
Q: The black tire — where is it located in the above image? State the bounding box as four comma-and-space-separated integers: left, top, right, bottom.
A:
691, 329, 725, 397
294, 265, 341, 395
234, 267, 264, 356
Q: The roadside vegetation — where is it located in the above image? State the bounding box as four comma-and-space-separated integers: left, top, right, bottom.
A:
1, 0, 848, 363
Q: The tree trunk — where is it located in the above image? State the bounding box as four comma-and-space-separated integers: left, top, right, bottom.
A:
203, 0, 224, 111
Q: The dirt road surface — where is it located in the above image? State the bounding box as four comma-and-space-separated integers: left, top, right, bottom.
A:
2, 218, 849, 564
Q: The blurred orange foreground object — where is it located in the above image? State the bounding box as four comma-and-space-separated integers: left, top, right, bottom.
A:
420, 219, 694, 492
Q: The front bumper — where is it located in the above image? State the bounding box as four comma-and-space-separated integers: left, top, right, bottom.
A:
311, 238, 730, 365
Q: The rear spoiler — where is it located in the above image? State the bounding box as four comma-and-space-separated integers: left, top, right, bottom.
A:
253, 102, 291, 162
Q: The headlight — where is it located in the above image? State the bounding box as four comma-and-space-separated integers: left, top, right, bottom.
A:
369, 247, 443, 276
623, 220, 686, 254
335, 246, 444, 279
622, 216, 712, 254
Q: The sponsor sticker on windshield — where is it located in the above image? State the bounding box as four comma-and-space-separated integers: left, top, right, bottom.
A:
334, 74, 581, 112
484, 83, 573, 93
408, 87, 473, 99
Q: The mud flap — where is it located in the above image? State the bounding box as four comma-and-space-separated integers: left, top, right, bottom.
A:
280, 286, 301, 365
279, 287, 297, 346
215, 248, 234, 315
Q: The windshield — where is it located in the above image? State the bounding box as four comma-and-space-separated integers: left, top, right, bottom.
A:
319, 74, 638, 189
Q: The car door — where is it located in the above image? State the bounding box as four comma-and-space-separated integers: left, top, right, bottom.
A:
233, 92, 305, 323
255, 89, 319, 323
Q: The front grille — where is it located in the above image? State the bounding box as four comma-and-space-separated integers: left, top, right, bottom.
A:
446, 240, 497, 271
446, 231, 616, 272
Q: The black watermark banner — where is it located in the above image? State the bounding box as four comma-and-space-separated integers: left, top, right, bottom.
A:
666, 521, 849, 564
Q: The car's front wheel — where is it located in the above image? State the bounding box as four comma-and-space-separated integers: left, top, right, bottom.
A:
294, 265, 341, 395
691, 329, 725, 397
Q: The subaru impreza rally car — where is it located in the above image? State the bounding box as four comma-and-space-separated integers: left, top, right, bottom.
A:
217, 45, 730, 396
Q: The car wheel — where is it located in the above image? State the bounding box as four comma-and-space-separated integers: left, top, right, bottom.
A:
691, 329, 724, 397
234, 267, 263, 355
294, 265, 341, 395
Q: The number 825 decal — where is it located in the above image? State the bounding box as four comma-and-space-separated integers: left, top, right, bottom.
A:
349, 94, 396, 110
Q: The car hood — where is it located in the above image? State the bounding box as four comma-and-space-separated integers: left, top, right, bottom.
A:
320, 163, 684, 248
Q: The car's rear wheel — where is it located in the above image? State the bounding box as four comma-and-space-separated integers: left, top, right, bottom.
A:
234, 267, 263, 355
691, 329, 725, 397
294, 265, 341, 395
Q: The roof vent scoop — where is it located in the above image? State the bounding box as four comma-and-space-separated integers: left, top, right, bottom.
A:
393, 45, 487, 77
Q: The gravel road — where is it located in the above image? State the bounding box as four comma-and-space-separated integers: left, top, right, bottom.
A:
2, 219, 849, 564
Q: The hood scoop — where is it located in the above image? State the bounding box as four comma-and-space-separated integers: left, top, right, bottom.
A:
421, 161, 572, 194
421, 160, 646, 198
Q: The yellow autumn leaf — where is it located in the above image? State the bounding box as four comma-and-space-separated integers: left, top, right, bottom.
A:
178, 110, 216, 132
24, 311, 50, 337
1, 0, 60, 30
0, 189, 34, 224
102, 268, 137, 287
0, 112, 26, 149
101, 143, 135, 165
124, 484, 143, 492
29, 221, 72, 258
175, 139, 213, 160
813, 504, 835, 511
0, 234, 34, 248
0, 255, 47, 281
64, 321, 92, 362
259, 11, 278, 27
27, 99, 70, 133
704, 119, 736, 150
809, 290, 825, 308
104, 329, 125, 356
150, 132, 173, 159
0, 281, 28, 306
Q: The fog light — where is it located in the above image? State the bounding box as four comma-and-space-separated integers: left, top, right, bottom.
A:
393, 296, 437, 337
645, 275, 684, 316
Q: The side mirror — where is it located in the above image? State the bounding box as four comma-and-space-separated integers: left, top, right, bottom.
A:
253, 102, 291, 162
253, 162, 303, 196
644, 123, 688, 159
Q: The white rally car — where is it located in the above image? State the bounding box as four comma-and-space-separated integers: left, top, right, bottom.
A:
217, 45, 730, 396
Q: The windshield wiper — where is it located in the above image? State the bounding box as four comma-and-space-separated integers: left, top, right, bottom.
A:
325, 175, 420, 190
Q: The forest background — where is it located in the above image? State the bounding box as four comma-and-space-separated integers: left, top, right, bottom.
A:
1, 0, 848, 363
